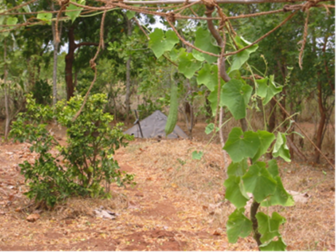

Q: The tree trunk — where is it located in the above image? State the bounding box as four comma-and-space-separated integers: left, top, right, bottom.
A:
125, 18, 132, 122
52, 2, 62, 107
314, 78, 326, 163
65, 26, 76, 101
3, 39, 10, 140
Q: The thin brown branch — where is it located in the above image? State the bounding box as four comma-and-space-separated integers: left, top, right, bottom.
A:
55, 1, 68, 43
166, 18, 220, 58
298, 10, 310, 69
223, 10, 298, 57
71, 10, 107, 122
122, 0, 326, 4
2, 0, 38, 13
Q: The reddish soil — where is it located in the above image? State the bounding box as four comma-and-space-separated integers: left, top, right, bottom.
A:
0, 122, 334, 251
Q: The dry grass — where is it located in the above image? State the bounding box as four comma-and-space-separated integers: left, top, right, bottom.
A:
121, 138, 335, 251
124, 139, 226, 202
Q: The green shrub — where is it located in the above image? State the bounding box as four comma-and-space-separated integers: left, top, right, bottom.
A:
31, 79, 52, 105
10, 93, 134, 208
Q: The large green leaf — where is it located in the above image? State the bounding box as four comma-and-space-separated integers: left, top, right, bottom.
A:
242, 162, 277, 202
261, 175, 294, 207
256, 76, 282, 105
205, 123, 215, 134
149, 29, 179, 58
178, 51, 202, 79
197, 64, 225, 116
226, 208, 253, 243
259, 237, 287, 251
224, 176, 249, 208
66, 0, 86, 23
227, 159, 248, 177
126, 11, 136, 19
272, 132, 291, 162
0, 16, 5, 25
207, 90, 220, 116
223, 128, 260, 162
2, 17, 18, 38
192, 27, 220, 64
197, 63, 221, 92
6, 16, 18, 26
192, 151, 203, 160
229, 36, 258, 73
252, 130, 275, 162
221, 79, 253, 120
36, 12, 52, 24
169, 48, 182, 61
256, 212, 286, 243
267, 159, 279, 178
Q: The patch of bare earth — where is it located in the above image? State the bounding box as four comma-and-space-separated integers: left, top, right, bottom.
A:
0, 129, 334, 250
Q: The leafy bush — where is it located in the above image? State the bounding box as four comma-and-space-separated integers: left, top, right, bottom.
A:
31, 79, 52, 105
10, 93, 134, 208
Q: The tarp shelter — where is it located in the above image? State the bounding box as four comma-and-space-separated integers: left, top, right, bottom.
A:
124, 110, 188, 139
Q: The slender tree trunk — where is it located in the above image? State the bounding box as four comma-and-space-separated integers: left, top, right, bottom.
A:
3, 39, 10, 140
314, 78, 326, 163
52, 2, 62, 107
65, 26, 76, 100
125, 18, 132, 122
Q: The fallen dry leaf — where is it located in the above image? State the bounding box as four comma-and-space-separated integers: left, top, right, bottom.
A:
329, 243, 336, 252
135, 192, 144, 197
27, 213, 40, 222
213, 228, 223, 236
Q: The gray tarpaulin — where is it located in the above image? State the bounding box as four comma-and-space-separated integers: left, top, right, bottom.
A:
124, 110, 188, 139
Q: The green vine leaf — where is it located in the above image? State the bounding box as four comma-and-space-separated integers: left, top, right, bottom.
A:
256, 76, 282, 105
192, 151, 203, 160
229, 36, 258, 73
224, 176, 249, 209
178, 51, 202, 79
169, 48, 182, 61
205, 123, 215, 134
226, 208, 253, 243
242, 161, 277, 202
36, 13, 52, 24
66, 0, 86, 23
197, 63, 223, 92
223, 127, 260, 163
2, 17, 18, 37
252, 130, 275, 162
261, 175, 294, 207
267, 159, 279, 178
126, 11, 136, 19
256, 212, 286, 243
221, 79, 253, 120
227, 159, 248, 177
207, 90, 220, 116
149, 29, 179, 58
272, 132, 291, 162
259, 237, 287, 251
192, 27, 220, 64
6, 16, 18, 26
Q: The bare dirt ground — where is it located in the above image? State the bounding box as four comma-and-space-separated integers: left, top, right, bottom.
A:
0, 122, 334, 251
